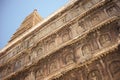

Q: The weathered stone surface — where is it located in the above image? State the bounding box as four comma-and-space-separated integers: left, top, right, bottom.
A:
0, 0, 120, 80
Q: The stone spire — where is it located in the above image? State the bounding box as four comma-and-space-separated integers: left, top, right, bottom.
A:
9, 9, 43, 42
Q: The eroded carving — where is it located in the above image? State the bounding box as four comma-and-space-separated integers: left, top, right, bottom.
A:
83, 1, 93, 10
91, 13, 101, 26
62, 48, 75, 65
14, 59, 21, 71
99, 33, 111, 47
45, 35, 56, 52
82, 43, 92, 56
77, 20, 86, 34
36, 68, 44, 80
49, 60, 58, 73
87, 70, 102, 80
106, 5, 119, 17
60, 28, 71, 42
109, 60, 120, 78
91, 0, 101, 4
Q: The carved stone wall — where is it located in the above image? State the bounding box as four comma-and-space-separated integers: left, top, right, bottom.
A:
55, 51, 120, 80
0, 0, 120, 80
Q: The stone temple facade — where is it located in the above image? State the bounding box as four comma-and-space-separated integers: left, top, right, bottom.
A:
0, 0, 120, 80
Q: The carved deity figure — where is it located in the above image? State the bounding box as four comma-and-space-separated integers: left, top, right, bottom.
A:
106, 5, 118, 16
65, 54, 75, 65
83, 1, 93, 10
82, 44, 91, 56
14, 60, 21, 71
88, 70, 102, 80
92, 14, 100, 25
109, 61, 120, 78
99, 33, 111, 47
77, 20, 86, 34
24, 75, 30, 80
36, 69, 44, 80
62, 32, 70, 42
49, 61, 58, 73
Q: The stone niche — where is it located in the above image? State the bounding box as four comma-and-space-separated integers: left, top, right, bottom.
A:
46, 53, 60, 75
34, 58, 48, 79
103, 50, 120, 80
44, 34, 56, 53
54, 51, 120, 80
75, 21, 119, 63
59, 27, 71, 43
105, 3, 120, 17
61, 47, 75, 66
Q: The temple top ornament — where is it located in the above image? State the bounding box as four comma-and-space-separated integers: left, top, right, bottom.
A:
9, 9, 43, 42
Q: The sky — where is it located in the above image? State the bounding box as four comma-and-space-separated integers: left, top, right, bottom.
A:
0, 0, 69, 49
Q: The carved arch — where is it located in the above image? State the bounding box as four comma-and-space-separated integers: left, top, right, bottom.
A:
82, 43, 92, 56
106, 4, 119, 17
65, 53, 75, 65
62, 48, 75, 65
109, 60, 120, 77
60, 28, 71, 43
99, 33, 111, 47
14, 59, 21, 71
87, 69, 102, 80
49, 60, 58, 73
35, 68, 44, 79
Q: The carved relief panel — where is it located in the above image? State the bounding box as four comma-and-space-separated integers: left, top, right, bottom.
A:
91, 0, 101, 4
90, 33, 99, 52
87, 70, 102, 80
82, 0, 94, 10
56, 16, 66, 27
35, 66, 45, 80
14, 59, 22, 71
77, 20, 86, 34
7, 63, 13, 75
82, 43, 92, 56
44, 35, 56, 52
84, 60, 106, 80
24, 73, 31, 80
104, 52, 120, 80
24, 53, 31, 64
98, 32, 111, 47
109, 61, 120, 79
37, 42, 44, 57
49, 60, 59, 74
91, 13, 101, 26
69, 22, 80, 38
61, 48, 75, 66
59, 28, 71, 43
46, 53, 60, 75
65, 11, 73, 22
64, 72, 78, 80
31, 42, 44, 61
75, 39, 92, 63
35, 59, 48, 79
31, 47, 38, 61
70, 5, 81, 18
106, 3, 120, 17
